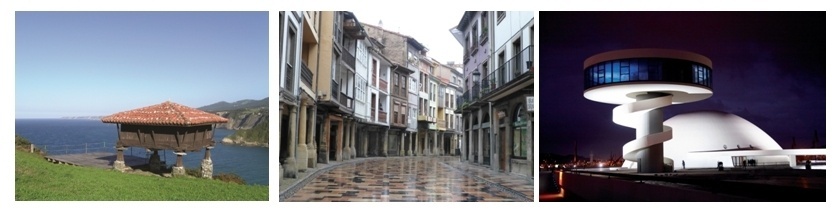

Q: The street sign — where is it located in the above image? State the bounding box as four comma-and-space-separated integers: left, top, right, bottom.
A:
526, 96, 534, 112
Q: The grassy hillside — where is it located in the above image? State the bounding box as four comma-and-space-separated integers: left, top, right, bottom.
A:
229, 116, 269, 145
15, 150, 268, 201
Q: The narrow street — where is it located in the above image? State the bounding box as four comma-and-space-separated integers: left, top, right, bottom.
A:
282, 157, 533, 202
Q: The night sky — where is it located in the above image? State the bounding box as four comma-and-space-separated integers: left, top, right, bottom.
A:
539, 12, 826, 159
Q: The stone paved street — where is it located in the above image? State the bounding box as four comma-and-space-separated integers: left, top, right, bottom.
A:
282, 157, 533, 202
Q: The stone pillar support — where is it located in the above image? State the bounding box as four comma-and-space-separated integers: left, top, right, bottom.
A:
343, 119, 352, 160
381, 129, 389, 157
283, 106, 298, 179
148, 149, 161, 173
172, 151, 186, 176
114, 146, 127, 172
307, 104, 317, 168
297, 103, 309, 172
201, 146, 214, 179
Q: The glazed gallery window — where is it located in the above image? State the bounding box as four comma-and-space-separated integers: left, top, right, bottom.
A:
512, 105, 528, 158
584, 58, 712, 89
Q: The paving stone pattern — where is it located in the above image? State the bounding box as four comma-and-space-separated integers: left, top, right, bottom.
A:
285, 157, 533, 202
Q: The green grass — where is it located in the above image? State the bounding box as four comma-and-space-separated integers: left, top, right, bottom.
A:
15, 150, 268, 201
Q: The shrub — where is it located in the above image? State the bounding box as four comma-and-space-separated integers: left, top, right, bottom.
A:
213, 173, 246, 185
15, 134, 43, 154
185, 167, 202, 177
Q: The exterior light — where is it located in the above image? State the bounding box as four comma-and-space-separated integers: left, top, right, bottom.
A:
471, 70, 481, 86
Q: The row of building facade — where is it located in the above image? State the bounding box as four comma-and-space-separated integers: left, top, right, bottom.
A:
276, 11, 467, 181
276, 11, 534, 180
452, 11, 535, 177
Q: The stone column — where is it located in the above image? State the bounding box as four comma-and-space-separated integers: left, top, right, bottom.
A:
283, 106, 298, 178
414, 132, 419, 156
478, 109, 483, 165
307, 105, 317, 168
464, 115, 470, 162
278, 105, 285, 178
114, 146, 127, 172
381, 129, 389, 157
172, 151, 186, 176
343, 119, 352, 160
407, 132, 414, 156
318, 115, 331, 164
400, 132, 406, 156
201, 146, 213, 179
296, 103, 309, 172
350, 120, 357, 159
148, 149, 161, 173
433, 131, 439, 156
361, 128, 368, 157
424, 131, 430, 156
335, 118, 344, 162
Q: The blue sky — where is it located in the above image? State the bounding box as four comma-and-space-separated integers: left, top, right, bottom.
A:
15, 11, 268, 118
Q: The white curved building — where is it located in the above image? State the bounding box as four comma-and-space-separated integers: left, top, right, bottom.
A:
662, 111, 790, 168
583, 49, 714, 173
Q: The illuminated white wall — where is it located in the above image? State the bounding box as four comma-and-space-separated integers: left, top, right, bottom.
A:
662, 111, 790, 168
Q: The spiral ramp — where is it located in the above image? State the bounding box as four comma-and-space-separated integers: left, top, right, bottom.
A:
582, 49, 716, 173
613, 94, 674, 170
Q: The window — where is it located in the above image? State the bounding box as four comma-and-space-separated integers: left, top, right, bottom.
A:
392, 73, 400, 96
393, 102, 399, 124
497, 11, 506, 23
401, 104, 407, 124
513, 38, 522, 69
470, 24, 478, 51
513, 105, 528, 158
399, 76, 408, 97
496, 51, 505, 86
285, 20, 297, 91
372, 59, 378, 86
419, 73, 425, 92
481, 12, 488, 39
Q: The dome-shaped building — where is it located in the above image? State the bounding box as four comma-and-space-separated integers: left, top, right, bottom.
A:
662, 111, 790, 168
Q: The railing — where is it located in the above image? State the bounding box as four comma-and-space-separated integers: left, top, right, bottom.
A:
379, 79, 388, 91
340, 92, 353, 109
331, 80, 339, 100
285, 63, 295, 92
30, 142, 152, 158
301, 62, 313, 88
480, 45, 534, 96
470, 83, 480, 103
342, 47, 355, 70
370, 107, 376, 122
378, 111, 387, 123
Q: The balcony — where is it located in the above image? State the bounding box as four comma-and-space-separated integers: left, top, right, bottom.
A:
301, 62, 313, 88
339, 92, 353, 109
480, 45, 534, 96
370, 107, 375, 122
378, 111, 387, 123
342, 47, 356, 71
379, 78, 388, 91
342, 12, 366, 39
331, 80, 339, 100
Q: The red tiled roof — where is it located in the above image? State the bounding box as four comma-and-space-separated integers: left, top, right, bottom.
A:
101, 101, 228, 126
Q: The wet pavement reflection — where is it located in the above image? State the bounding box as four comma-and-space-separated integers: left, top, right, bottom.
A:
285, 157, 533, 202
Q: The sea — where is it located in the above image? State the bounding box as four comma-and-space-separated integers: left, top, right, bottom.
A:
15, 119, 269, 186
